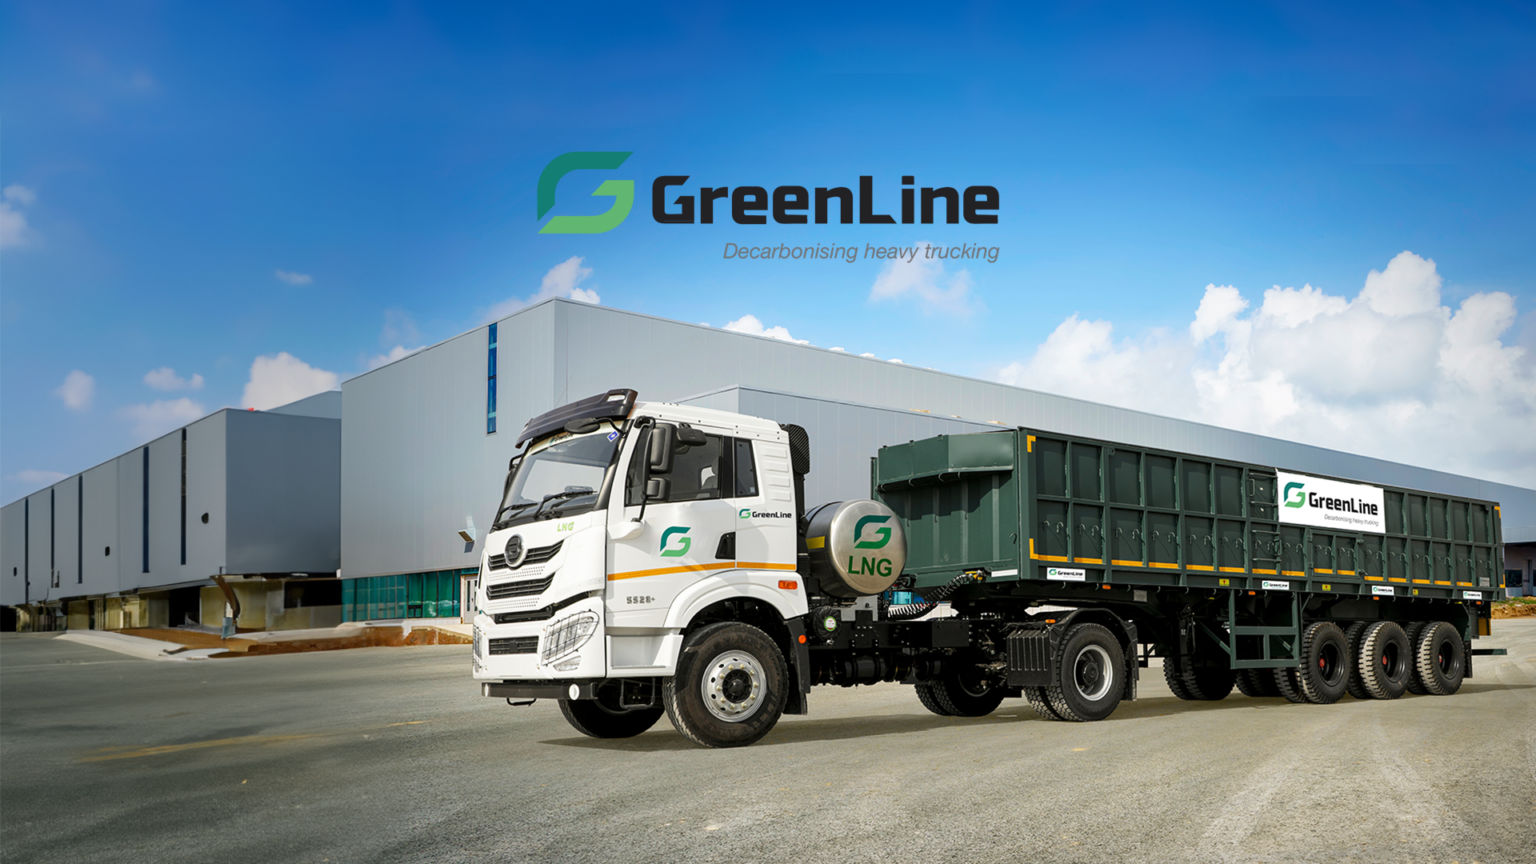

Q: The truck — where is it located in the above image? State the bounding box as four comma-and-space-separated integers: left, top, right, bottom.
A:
471, 389, 1505, 748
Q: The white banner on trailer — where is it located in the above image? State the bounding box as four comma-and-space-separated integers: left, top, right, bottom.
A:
1276, 471, 1386, 535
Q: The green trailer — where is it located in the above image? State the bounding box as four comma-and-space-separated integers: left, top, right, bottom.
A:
869, 427, 1503, 720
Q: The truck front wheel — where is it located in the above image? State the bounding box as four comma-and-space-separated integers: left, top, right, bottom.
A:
1045, 623, 1125, 722
664, 622, 788, 748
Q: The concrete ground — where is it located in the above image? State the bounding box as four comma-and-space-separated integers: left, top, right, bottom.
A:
2, 621, 1534, 864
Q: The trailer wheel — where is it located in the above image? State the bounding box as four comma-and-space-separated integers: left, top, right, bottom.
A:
1403, 622, 1429, 694
1414, 621, 1465, 696
914, 682, 954, 717
1235, 668, 1280, 698
1182, 666, 1235, 700
1294, 622, 1350, 704
1162, 660, 1194, 700
1045, 624, 1125, 722
1343, 621, 1372, 700
1358, 621, 1411, 700
663, 622, 788, 748
1273, 666, 1308, 703
558, 697, 665, 739
932, 663, 1006, 717
1024, 686, 1065, 720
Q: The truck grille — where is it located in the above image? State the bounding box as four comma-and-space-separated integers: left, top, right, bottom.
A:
488, 636, 539, 655
486, 574, 555, 600
488, 540, 564, 571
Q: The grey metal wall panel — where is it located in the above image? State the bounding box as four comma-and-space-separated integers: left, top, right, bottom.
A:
26, 491, 50, 601
53, 479, 79, 597
266, 390, 342, 419
117, 449, 143, 592
225, 411, 340, 575
0, 500, 24, 606
80, 461, 119, 596
145, 434, 182, 590
341, 303, 557, 578
186, 412, 227, 579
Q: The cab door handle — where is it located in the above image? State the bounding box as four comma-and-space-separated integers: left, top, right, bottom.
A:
715, 532, 736, 560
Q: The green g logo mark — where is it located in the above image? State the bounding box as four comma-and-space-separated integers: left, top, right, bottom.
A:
1282, 482, 1306, 509
853, 515, 892, 549
739, 508, 751, 519
660, 526, 692, 557
537, 152, 634, 234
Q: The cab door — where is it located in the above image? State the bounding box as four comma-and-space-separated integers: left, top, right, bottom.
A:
607, 424, 738, 623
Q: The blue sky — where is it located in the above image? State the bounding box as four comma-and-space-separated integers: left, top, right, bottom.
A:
4, 1, 1536, 501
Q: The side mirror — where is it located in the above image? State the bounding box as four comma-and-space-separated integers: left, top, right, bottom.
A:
648, 425, 675, 474
676, 424, 707, 446
645, 477, 671, 502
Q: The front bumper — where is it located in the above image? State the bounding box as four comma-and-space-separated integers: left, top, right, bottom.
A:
471, 594, 606, 682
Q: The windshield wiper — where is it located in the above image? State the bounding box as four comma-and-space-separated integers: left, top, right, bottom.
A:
533, 488, 595, 520
493, 500, 540, 528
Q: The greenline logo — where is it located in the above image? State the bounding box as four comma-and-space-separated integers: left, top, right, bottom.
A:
537, 151, 635, 234
1283, 482, 1306, 508
852, 515, 892, 549
659, 526, 692, 557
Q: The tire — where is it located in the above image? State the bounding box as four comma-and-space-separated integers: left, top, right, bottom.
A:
1235, 668, 1280, 698
558, 696, 665, 739
1295, 622, 1351, 705
1274, 666, 1308, 703
1163, 659, 1195, 700
1343, 621, 1372, 700
1403, 622, 1429, 695
1024, 686, 1066, 720
1044, 623, 1125, 722
1358, 621, 1412, 700
1414, 621, 1466, 696
663, 622, 788, 748
932, 662, 1006, 717
1182, 666, 1236, 700
914, 682, 953, 717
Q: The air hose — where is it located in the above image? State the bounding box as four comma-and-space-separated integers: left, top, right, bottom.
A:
883, 572, 977, 621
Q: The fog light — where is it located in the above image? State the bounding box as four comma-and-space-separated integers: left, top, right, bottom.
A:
551, 655, 582, 672
541, 611, 598, 664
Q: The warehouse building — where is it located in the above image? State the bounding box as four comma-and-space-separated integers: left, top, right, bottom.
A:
0, 394, 343, 632
7, 298, 1535, 630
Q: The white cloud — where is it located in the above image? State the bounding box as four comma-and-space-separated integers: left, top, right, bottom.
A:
143, 367, 205, 391
868, 243, 980, 316
54, 370, 95, 411
723, 314, 809, 344
4, 184, 37, 205
830, 347, 846, 352
1, 184, 36, 249
119, 398, 205, 441
368, 345, 422, 370
275, 270, 313, 285
483, 256, 600, 322
241, 352, 339, 410
996, 251, 1536, 486
13, 469, 67, 486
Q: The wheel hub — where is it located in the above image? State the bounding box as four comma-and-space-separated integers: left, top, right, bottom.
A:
701, 650, 766, 723
1074, 645, 1114, 701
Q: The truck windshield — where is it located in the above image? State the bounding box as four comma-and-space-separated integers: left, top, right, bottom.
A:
494, 428, 621, 528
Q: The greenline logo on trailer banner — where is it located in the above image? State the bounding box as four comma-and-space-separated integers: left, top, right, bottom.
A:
536, 151, 1001, 234
1275, 471, 1386, 535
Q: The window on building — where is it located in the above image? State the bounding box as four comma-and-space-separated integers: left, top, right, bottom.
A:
487, 323, 498, 434
1508, 569, 1526, 588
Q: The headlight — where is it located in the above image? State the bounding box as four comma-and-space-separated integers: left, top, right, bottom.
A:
541, 612, 598, 664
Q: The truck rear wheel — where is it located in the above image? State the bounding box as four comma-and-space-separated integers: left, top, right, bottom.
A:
1024, 686, 1065, 720
1358, 621, 1411, 700
663, 622, 788, 748
1045, 623, 1125, 722
1343, 621, 1372, 700
1296, 622, 1350, 704
932, 663, 1005, 717
914, 682, 954, 717
1414, 621, 1465, 696
558, 696, 664, 739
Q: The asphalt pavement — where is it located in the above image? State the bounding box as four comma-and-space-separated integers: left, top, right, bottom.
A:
3, 620, 1534, 864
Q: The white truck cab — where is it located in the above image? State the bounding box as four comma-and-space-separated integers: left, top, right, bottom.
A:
473, 389, 818, 746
